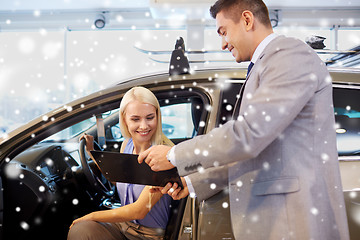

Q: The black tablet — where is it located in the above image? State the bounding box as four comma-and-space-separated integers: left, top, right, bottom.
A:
90, 150, 183, 188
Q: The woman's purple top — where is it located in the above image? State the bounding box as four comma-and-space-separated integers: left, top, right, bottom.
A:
116, 138, 172, 229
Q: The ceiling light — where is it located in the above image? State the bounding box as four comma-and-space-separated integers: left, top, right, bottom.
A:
336, 128, 347, 134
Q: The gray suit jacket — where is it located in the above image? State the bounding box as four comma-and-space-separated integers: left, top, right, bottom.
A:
175, 36, 350, 239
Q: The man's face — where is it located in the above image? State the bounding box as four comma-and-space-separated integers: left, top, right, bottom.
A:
216, 10, 250, 63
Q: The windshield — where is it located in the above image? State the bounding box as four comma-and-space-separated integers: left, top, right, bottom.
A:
44, 117, 97, 141
42, 110, 116, 142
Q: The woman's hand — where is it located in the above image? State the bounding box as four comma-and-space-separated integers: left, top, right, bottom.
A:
69, 213, 93, 229
149, 186, 163, 193
79, 133, 95, 151
161, 177, 189, 200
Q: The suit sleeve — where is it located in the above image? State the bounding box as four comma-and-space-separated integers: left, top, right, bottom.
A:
174, 38, 328, 176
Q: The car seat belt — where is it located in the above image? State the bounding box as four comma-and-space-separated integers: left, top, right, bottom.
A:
96, 114, 106, 149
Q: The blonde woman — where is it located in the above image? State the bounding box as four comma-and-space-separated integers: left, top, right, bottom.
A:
68, 86, 173, 240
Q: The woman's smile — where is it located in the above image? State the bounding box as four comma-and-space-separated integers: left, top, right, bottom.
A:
137, 130, 151, 136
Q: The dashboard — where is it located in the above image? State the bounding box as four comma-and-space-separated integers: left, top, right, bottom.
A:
2, 141, 96, 239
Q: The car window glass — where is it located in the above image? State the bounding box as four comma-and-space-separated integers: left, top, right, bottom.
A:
40, 101, 195, 143
109, 102, 194, 141
42, 110, 115, 141
43, 117, 97, 141
333, 87, 360, 156
161, 103, 193, 139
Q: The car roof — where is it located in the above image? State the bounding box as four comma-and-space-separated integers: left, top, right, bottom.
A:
113, 66, 360, 87
328, 67, 360, 85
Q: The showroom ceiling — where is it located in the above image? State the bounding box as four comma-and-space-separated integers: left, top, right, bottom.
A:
0, 0, 360, 31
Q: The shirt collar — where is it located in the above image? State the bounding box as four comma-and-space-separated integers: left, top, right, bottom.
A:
251, 33, 277, 64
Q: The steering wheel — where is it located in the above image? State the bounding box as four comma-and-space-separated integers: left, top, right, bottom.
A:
79, 138, 115, 198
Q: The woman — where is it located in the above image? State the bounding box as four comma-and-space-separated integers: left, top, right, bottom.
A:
68, 86, 173, 240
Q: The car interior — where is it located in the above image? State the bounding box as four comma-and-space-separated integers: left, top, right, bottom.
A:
0, 88, 210, 240
333, 87, 360, 156
333, 86, 360, 239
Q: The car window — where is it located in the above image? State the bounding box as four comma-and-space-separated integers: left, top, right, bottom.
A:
42, 110, 115, 141
108, 102, 194, 141
333, 87, 360, 156
40, 100, 196, 144
161, 103, 194, 139
43, 117, 97, 141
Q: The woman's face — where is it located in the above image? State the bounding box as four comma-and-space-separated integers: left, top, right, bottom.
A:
124, 100, 158, 145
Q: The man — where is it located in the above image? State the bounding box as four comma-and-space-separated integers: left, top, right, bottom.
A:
138, 0, 350, 239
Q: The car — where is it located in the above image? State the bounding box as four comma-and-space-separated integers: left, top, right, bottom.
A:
0, 57, 359, 239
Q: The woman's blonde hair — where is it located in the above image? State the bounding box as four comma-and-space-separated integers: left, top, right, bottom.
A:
119, 86, 173, 147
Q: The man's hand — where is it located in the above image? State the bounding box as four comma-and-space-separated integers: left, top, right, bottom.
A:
161, 177, 189, 200
138, 145, 175, 171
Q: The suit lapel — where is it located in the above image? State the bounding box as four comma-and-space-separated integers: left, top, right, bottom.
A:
231, 36, 281, 119
232, 62, 256, 119
232, 74, 249, 119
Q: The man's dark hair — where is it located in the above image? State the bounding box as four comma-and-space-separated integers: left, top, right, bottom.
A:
210, 0, 272, 28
